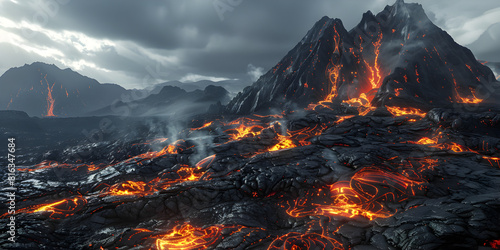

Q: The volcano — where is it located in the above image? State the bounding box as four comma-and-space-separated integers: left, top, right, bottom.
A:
2, 1, 500, 250
225, 0, 500, 114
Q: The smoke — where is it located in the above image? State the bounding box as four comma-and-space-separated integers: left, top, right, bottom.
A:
179, 73, 233, 82
247, 64, 264, 82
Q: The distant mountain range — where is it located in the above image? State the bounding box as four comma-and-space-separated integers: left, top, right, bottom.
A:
0, 62, 240, 117
148, 79, 247, 95
89, 85, 230, 117
0, 62, 130, 117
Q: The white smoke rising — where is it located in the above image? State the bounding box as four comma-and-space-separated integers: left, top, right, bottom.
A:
247, 64, 264, 82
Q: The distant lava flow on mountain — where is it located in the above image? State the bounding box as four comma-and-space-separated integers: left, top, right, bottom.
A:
2, 0, 500, 249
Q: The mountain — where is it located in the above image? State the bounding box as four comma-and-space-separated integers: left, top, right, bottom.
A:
225, 0, 500, 114
0, 62, 130, 117
89, 85, 230, 117
149, 79, 248, 95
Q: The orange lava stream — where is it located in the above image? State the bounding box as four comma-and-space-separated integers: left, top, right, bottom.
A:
486, 239, 500, 249
386, 106, 426, 118
365, 32, 383, 89
191, 121, 214, 131
104, 165, 206, 196
43, 75, 56, 117
287, 167, 427, 221
224, 118, 265, 141
155, 224, 223, 250
106, 181, 151, 196
27, 196, 87, 219
269, 135, 297, 151
483, 156, 500, 168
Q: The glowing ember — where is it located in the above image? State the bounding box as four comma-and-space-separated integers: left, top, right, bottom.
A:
386, 106, 426, 118
29, 196, 87, 219
155, 223, 223, 250
267, 232, 343, 250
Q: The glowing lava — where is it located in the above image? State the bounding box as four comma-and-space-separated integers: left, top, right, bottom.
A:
269, 134, 297, 151
386, 106, 427, 118
155, 223, 223, 250
28, 196, 87, 219
191, 121, 214, 131
43, 75, 56, 117
287, 167, 426, 220
267, 232, 343, 250
456, 88, 483, 104
365, 32, 383, 89
105, 181, 152, 196
224, 118, 265, 141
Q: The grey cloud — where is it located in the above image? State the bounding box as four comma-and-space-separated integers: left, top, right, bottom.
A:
0, 0, 498, 90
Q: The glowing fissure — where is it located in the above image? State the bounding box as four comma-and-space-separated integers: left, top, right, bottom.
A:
43, 75, 56, 117
156, 223, 223, 250
364, 32, 383, 89
27, 196, 87, 219
287, 160, 434, 221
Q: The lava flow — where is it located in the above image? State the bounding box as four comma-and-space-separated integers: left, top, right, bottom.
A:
224, 117, 265, 141
155, 223, 223, 250
365, 32, 383, 89
105, 181, 153, 196
43, 75, 56, 117
26, 196, 87, 219
386, 106, 426, 118
287, 166, 427, 220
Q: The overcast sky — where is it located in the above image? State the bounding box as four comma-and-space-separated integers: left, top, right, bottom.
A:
0, 0, 498, 89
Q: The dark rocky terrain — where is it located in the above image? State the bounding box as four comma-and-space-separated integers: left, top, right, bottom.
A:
1, 105, 500, 249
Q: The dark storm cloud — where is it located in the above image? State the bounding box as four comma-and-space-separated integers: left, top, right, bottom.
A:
0, 0, 498, 89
